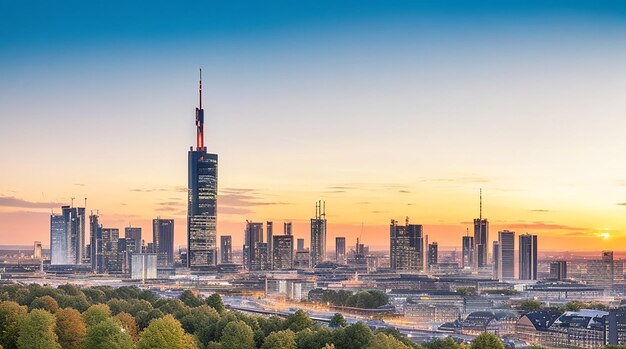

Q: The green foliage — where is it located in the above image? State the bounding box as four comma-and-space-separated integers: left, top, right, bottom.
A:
206, 293, 225, 314
83, 304, 112, 327
179, 305, 220, 345
284, 310, 316, 332
84, 318, 134, 349
17, 309, 60, 349
220, 320, 255, 349
55, 308, 87, 349
179, 290, 203, 308
519, 300, 544, 312
320, 290, 388, 309
30, 295, 60, 313
329, 313, 347, 327
261, 329, 296, 349
456, 287, 477, 296
470, 332, 505, 349
0, 301, 27, 349
604, 346, 626, 349
424, 337, 461, 349
333, 322, 373, 349
137, 314, 196, 349
366, 333, 411, 349
296, 328, 332, 349
374, 328, 421, 349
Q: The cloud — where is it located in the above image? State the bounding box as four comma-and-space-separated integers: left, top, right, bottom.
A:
217, 188, 288, 215
130, 188, 169, 193
326, 183, 410, 192
530, 209, 550, 212
617, 203, 626, 206
418, 176, 490, 184
218, 206, 253, 215
0, 196, 64, 209
157, 201, 184, 207
398, 190, 411, 194
74, 183, 85, 187
504, 221, 585, 231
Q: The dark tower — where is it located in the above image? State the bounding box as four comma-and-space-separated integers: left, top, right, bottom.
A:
187, 69, 219, 270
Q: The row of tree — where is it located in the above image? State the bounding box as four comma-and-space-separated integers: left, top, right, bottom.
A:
318, 289, 388, 309
0, 283, 511, 349
518, 299, 609, 312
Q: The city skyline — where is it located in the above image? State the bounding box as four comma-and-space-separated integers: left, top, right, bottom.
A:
4, 1, 626, 251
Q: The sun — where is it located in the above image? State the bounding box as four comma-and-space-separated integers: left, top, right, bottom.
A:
600, 232, 610, 240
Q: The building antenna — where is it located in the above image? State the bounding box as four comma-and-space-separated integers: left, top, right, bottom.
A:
479, 188, 482, 220
199, 68, 202, 109
71, 197, 75, 208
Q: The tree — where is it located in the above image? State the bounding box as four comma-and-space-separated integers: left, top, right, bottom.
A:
83, 304, 112, 327
206, 293, 225, 314
30, 296, 60, 313
329, 313, 347, 328
456, 287, 477, 296
17, 309, 61, 349
220, 320, 255, 349
565, 301, 585, 312
334, 322, 373, 349
180, 305, 220, 344
424, 337, 461, 349
520, 300, 544, 312
179, 290, 203, 308
261, 329, 296, 349
115, 312, 138, 341
56, 308, 87, 349
284, 310, 315, 332
0, 301, 27, 349
83, 318, 134, 349
137, 315, 196, 349
470, 332, 505, 349
366, 333, 411, 349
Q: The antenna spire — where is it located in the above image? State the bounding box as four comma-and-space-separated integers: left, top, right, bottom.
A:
199, 68, 202, 109
479, 188, 483, 220
195, 68, 205, 150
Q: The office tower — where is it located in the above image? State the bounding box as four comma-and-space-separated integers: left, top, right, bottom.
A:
33, 241, 42, 260
187, 70, 218, 270
294, 249, 310, 269
498, 230, 515, 280
519, 233, 538, 280
220, 235, 232, 264
255, 242, 270, 270
310, 201, 327, 267
118, 238, 136, 273
125, 226, 142, 250
244, 221, 263, 271
130, 253, 158, 281
272, 235, 294, 270
335, 237, 346, 264
284, 222, 292, 236
89, 213, 103, 272
102, 228, 120, 273
462, 235, 474, 269
549, 261, 567, 280
50, 213, 68, 265
390, 218, 424, 272
585, 251, 623, 290
355, 238, 366, 263
428, 242, 438, 269
492, 241, 500, 280
153, 218, 174, 266
297, 238, 305, 252
267, 221, 273, 268
474, 190, 489, 269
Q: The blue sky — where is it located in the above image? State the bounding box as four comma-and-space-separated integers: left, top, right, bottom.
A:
3, 0, 626, 249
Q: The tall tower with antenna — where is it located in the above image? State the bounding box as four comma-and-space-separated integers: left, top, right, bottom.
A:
473, 188, 489, 270
310, 201, 327, 267
187, 69, 219, 270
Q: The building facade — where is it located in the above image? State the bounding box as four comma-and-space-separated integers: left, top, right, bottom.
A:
519, 233, 538, 280
390, 219, 424, 272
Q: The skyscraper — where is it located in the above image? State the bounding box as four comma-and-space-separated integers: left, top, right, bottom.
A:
220, 235, 232, 264
492, 241, 500, 280
125, 226, 142, 250
153, 218, 174, 266
244, 221, 263, 271
519, 233, 538, 280
266, 221, 273, 268
474, 190, 489, 269
550, 261, 567, 280
50, 213, 67, 265
310, 201, 327, 267
272, 235, 294, 270
297, 238, 305, 252
498, 230, 515, 280
428, 242, 438, 269
335, 237, 346, 264
284, 222, 292, 236
89, 213, 103, 272
50, 204, 86, 265
390, 218, 424, 272
187, 70, 218, 270
461, 235, 474, 269
102, 228, 120, 273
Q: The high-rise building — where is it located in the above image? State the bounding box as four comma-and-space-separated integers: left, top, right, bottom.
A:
272, 235, 294, 270
585, 251, 624, 290
335, 237, 346, 264
498, 230, 515, 280
519, 233, 538, 280
220, 235, 232, 264
549, 261, 567, 280
118, 238, 137, 273
102, 228, 120, 273
492, 241, 500, 280
461, 235, 474, 269
254, 242, 270, 271
390, 218, 424, 272
153, 218, 174, 266
244, 221, 264, 271
284, 222, 292, 236
33, 241, 42, 260
50, 204, 86, 265
297, 238, 305, 252
187, 70, 218, 270
125, 226, 142, 250
310, 201, 327, 267
89, 213, 103, 272
428, 242, 438, 269
474, 190, 488, 269
267, 221, 273, 268
50, 213, 67, 265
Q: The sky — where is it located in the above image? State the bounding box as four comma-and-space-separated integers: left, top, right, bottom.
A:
2, 0, 626, 252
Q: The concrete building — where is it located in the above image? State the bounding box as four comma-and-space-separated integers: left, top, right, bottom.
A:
519, 233, 538, 280
153, 218, 174, 266
310, 201, 327, 267
130, 253, 158, 281
390, 218, 423, 272
220, 235, 232, 264
335, 237, 346, 264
